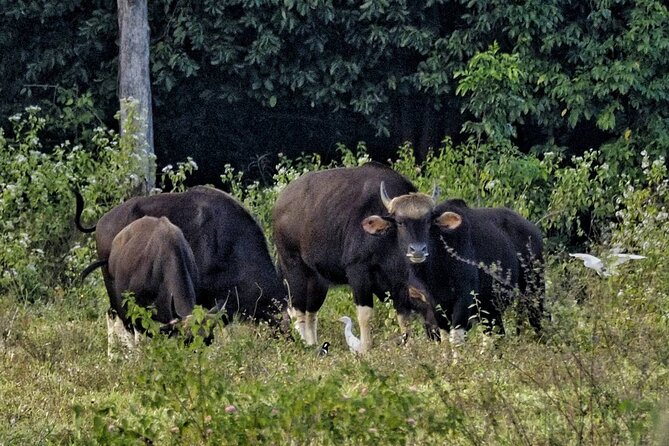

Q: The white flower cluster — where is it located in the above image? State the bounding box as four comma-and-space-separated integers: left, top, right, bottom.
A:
357, 154, 371, 165
186, 157, 198, 170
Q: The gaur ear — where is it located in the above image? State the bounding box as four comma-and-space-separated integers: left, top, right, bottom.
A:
362, 215, 393, 235
434, 211, 462, 231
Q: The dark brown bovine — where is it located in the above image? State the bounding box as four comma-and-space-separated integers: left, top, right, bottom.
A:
412, 198, 545, 348
272, 162, 437, 352
75, 186, 285, 326
107, 216, 198, 325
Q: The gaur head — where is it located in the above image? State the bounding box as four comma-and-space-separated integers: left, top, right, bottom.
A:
362, 182, 440, 264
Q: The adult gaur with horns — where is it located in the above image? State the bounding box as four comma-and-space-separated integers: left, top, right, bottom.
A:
272, 162, 438, 353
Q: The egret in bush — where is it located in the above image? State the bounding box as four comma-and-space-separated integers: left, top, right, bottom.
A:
338, 316, 362, 353
569, 252, 646, 277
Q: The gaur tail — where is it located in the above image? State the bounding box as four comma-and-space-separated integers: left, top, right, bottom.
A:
80, 259, 108, 283
72, 187, 96, 233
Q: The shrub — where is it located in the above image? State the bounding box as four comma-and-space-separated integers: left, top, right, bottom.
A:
0, 107, 141, 301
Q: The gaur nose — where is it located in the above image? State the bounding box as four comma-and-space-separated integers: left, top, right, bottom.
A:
407, 243, 428, 263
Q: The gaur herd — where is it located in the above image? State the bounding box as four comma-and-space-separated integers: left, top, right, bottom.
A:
75, 162, 546, 356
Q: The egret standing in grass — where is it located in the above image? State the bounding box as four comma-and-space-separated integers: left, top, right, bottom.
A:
339, 316, 362, 354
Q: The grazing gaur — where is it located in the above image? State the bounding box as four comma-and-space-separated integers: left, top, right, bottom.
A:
82, 216, 198, 355
107, 216, 198, 324
412, 199, 545, 347
74, 186, 286, 326
272, 162, 438, 353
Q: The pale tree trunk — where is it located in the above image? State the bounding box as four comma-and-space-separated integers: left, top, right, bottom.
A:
117, 0, 155, 194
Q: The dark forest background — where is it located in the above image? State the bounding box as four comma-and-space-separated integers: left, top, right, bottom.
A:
1, 0, 667, 185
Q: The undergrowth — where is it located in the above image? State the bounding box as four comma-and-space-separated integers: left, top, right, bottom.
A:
1, 108, 668, 444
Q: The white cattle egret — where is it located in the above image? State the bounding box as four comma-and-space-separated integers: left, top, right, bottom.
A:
569, 253, 609, 276
609, 253, 647, 266
569, 252, 646, 277
338, 316, 362, 353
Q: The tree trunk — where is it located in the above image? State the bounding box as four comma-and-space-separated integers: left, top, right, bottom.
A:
117, 0, 155, 194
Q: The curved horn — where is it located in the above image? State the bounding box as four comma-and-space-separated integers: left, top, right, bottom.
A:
431, 183, 441, 203
380, 181, 393, 211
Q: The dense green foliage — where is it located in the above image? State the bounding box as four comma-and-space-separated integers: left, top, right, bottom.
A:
2, 110, 668, 443
0, 106, 142, 301
1, 0, 667, 178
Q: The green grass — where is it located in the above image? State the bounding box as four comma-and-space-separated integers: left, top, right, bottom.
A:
2, 256, 668, 445
2, 107, 668, 444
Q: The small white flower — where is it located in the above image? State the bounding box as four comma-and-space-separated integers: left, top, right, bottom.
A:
357, 155, 371, 165
162, 164, 173, 173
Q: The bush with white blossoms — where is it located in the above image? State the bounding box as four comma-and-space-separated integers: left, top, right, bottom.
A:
0, 107, 144, 301
160, 156, 199, 193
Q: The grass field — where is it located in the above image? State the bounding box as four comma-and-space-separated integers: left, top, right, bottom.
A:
2, 118, 668, 444
2, 252, 668, 445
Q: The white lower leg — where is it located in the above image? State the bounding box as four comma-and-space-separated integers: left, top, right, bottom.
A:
117, 322, 135, 351
288, 307, 308, 342
357, 305, 373, 353
304, 311, 318, 346
107, 312, 136, 359
449, 327, 466, 362
106, 312, 115, 360
449, 327, 466, 346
